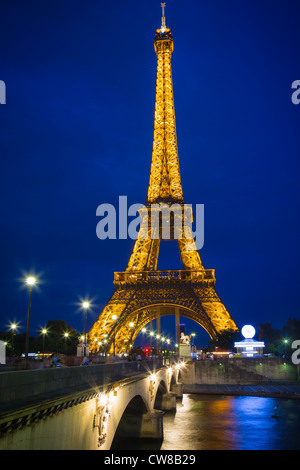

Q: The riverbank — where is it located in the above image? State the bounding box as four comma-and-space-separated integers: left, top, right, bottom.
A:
183, 382, 300, 399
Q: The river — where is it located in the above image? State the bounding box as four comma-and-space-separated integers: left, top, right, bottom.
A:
112, 394, 300, 450
161, 394, 300, 450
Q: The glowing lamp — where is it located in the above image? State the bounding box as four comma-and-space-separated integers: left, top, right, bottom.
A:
241, 325, 256, 339
26, 276, 36, 286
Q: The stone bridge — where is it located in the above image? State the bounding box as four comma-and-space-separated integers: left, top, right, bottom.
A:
0, 359, 184, 450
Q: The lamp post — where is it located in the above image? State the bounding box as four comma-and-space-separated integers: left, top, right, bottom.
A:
283, 338, 289, 357
156, 334, 160, 356
64, 332, 69, 355
142, 328, 146, 348
150, 331, 154, 355
25, 276, 36, 369
41, 328, 47, 355
82, 301, 90, 356
10, 323, 17, 354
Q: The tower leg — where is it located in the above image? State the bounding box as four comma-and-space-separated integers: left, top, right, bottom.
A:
175, 307, 180, 346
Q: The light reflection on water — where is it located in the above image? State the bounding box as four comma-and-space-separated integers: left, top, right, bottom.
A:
160, 394, 300, 450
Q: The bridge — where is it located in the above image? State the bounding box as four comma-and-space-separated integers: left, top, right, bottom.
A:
0, 359, 184, 450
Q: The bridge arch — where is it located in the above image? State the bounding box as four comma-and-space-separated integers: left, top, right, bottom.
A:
154, 379, 168, 409
170, 372, 176, 385
110, 394, 149, 448
105, 368, 176, 449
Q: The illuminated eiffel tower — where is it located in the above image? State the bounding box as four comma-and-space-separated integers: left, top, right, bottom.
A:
89, 5, 238, 354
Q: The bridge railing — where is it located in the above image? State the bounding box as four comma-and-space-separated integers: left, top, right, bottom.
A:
0, 359, 163, 408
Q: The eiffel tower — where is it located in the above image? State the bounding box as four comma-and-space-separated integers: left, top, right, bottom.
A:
89, 5, 238, 355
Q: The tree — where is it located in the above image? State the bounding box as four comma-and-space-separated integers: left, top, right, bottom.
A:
283, 318, 300, 341
258, 323, 282, 343
258, 320, 300, 356
0, 332, 38, 356
42, 320, 79, 355
210, 329, 240, 350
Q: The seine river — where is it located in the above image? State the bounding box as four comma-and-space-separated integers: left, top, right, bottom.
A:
113, 394, 300, 450
161, 394, 300, 450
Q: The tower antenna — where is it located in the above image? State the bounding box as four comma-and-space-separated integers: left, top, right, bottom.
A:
161, 2, 166, 31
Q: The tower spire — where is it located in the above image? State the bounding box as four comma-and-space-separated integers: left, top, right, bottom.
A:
147, 4, 182, 205
161, 2, 166, 31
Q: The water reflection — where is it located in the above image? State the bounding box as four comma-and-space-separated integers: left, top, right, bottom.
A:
161, 394, 300, 450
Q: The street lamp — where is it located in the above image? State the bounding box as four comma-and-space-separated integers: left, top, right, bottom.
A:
10, 323, 17, 354
166, 338, 170, 355
283, 338, 289, 356
25, 276, 36, 368
40, 328, 48, 355
142, 327, 146, 348
64, 332, 69, 355
82, 301, 90, 356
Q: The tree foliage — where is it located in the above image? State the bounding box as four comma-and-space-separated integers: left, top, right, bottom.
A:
209, 329, 240, 350
258, 318, 300, 356
0, 320, 79, 356
43, 320, 79, 355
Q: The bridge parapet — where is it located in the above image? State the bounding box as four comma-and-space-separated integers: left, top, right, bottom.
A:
0, 360, 162, 406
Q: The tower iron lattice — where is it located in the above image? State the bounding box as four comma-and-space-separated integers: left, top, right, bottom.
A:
89, 7, 238, 355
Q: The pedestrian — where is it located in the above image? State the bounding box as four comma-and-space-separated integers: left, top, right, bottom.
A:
50, 354, 59, 368
81, 357, 90, 366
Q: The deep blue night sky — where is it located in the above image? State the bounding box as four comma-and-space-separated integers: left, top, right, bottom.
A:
1, 0, 300, 347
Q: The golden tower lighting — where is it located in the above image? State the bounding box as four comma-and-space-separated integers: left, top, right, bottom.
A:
89, 5, 238, 355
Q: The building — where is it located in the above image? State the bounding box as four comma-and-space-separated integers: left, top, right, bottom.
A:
234, 325, 265, 357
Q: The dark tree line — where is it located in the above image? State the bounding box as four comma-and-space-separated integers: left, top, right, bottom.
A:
0, 320, 80, 356
258, 318, 300, 356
